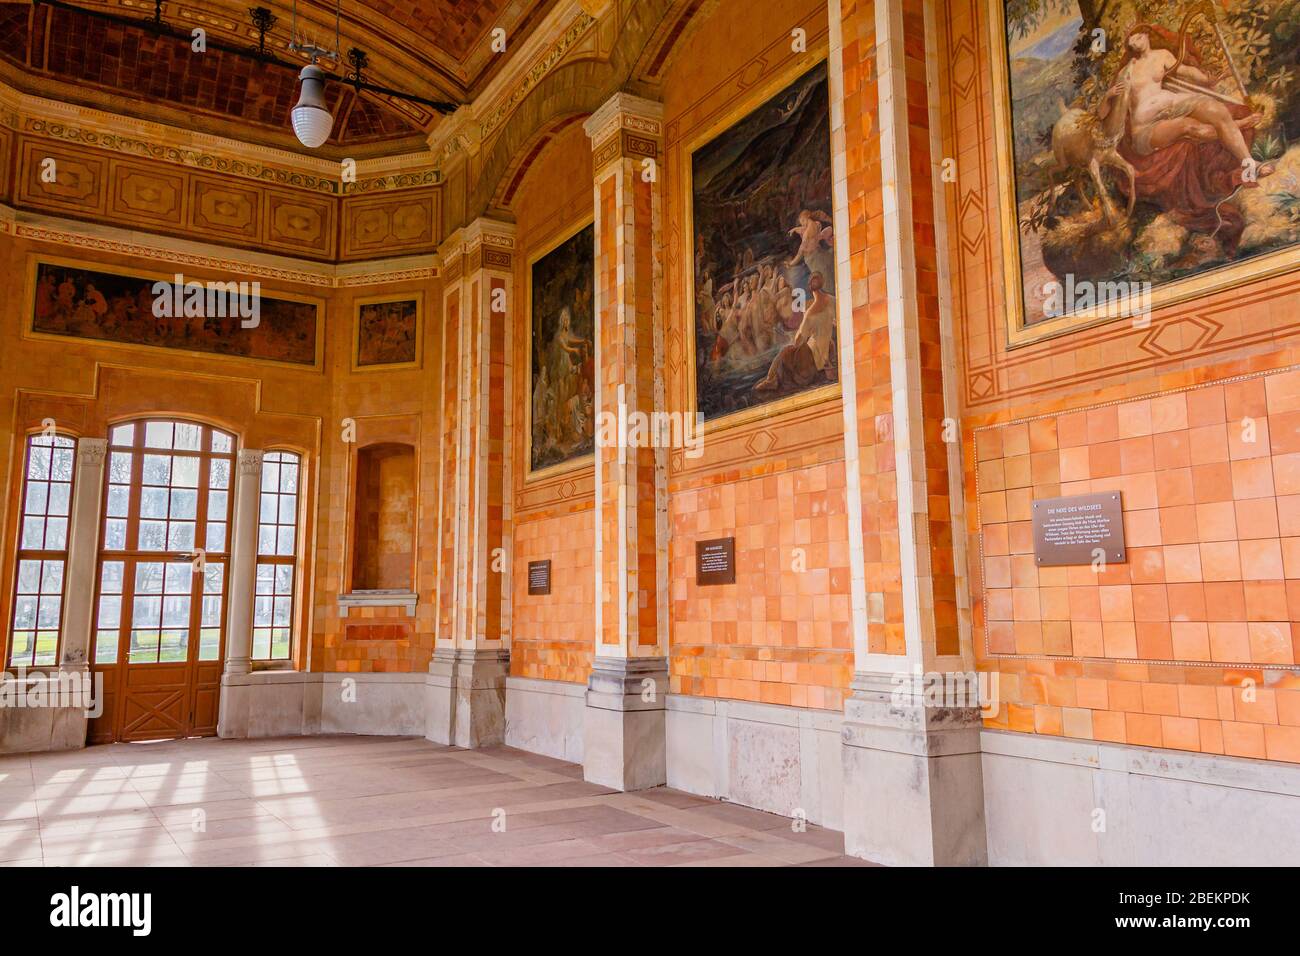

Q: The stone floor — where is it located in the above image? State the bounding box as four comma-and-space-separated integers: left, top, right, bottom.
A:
0, 735, 871, 866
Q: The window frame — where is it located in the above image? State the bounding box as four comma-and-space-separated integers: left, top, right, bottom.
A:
252, 448, 304, 664
7, 431, 78, 669
92, 419, 235, 668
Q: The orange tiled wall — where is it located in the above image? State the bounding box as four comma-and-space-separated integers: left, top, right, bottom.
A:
670, 462, 854, 709
661, 0, 852, 708
511, 507, 595, 682
974, 371, 1300, 762
506, 119, 597, 682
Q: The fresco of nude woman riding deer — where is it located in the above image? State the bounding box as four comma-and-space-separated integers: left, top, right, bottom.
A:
1001, 0, 1300, 335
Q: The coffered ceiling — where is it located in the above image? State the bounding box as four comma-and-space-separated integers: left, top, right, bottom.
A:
0, 0, 560, 156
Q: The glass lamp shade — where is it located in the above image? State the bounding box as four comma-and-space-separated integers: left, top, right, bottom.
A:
291, 64, 334, 148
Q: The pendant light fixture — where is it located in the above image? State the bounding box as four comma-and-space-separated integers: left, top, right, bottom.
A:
33, 0, 461, 150
289, 0, 341, 148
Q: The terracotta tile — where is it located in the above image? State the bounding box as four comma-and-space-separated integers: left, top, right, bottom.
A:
1194, 501, 1236, 541
1227, 416, 1270, 460
1099, 584, 1134, 622
1224, 378, 1268, 421
1152, 431, 1191, 470
1150, 394, 1188, 433
1239, 538, 1284, 580
1129, 546, 1165, 583
1166, 582, 1206, 622
1092, 709, 1127, 743
1265, 725, 1300, 762
1125, 712, 1163, 748
1234, 498, 1279, 539
1203, 582, 1246, 622
1117, 401, 1152, 439
1198, 541, 1241, 582
1160, 716, 1200, 752
1231, 458, 1275, 499
1191, 462, 1233, 503
1158, 505, 1199, 544
1272, 452, 1300, 495
1243, 581, 1288, 622
1086, 406, 1119, 444
1155, 468, 1194, 507
1221, 721, 1266, 759
1248, 621, 1294, 665
1188, 424, 1229, 465
1208, 622, 1250, 663
1162, 545, 1203, 583
1071, 621, 1104, 657
1122, 509, 1162, 548
1102, 622, 1138, 658
1171, 621, 1212, 661
1185, 386, 1226, 427
1136, 622, 1172, 659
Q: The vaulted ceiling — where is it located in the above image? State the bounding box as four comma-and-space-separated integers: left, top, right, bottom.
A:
0, 0, 560, 156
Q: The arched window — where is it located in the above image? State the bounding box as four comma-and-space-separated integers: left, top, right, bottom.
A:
94, 420, 234, 666
8, 433, 76, 667
254, 450, 301, 661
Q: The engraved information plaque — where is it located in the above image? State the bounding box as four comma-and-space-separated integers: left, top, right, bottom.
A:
695, 537, 736, 586
1032, 492, 1125, 566
527, 560, 552, 595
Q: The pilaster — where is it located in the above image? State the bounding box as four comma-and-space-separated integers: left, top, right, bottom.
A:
828, 0, 985, 864
581, 92, 670, 790
427, 218, 516, 748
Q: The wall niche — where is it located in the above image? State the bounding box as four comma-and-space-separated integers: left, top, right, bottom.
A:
350, 442, 416, 591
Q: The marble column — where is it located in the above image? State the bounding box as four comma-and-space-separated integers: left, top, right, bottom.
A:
427, 218, 515, 748
828, 0, 986, 864
60, 437, 107, 670
582, 93, 670, 791
223, 449, 264, 678
217, 448, 263, 738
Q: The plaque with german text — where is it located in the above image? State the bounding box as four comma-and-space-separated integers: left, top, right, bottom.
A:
1032, 492, 1125, 566
527, 560, 552, 595
696, 537, 736, 586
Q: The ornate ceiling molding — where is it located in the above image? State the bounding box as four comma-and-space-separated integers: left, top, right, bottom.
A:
0, 204, 440, 287
0, 79, 439, 195
477, 9, 599, 144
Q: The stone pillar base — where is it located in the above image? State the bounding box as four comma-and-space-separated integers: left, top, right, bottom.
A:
425, 648, 509, 749
582, 656, 667, 791
840, 671, 988, 866
216, 674, 251, 739
0, 668, 91, 755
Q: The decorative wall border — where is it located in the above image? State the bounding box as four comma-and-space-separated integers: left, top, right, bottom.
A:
4, 205, 440, 288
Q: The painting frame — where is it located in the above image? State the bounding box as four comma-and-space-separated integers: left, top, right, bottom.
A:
23, 253, 326, 370
990, 1, 1300, 349
525, 214, 596, 483
681, 51, 841, 434
351, 292, 423, 373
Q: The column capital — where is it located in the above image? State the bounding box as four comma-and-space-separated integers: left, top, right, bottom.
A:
237, 448, 264, 477
584, 92, 663, 174
440, 218, 517, 276
76, 437, 107, 469
583, 92, 664, 141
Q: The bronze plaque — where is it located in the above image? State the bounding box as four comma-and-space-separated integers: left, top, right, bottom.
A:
1032, 492, 1126, 566
696, 537, 736, 586
527, 560, 552, 595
